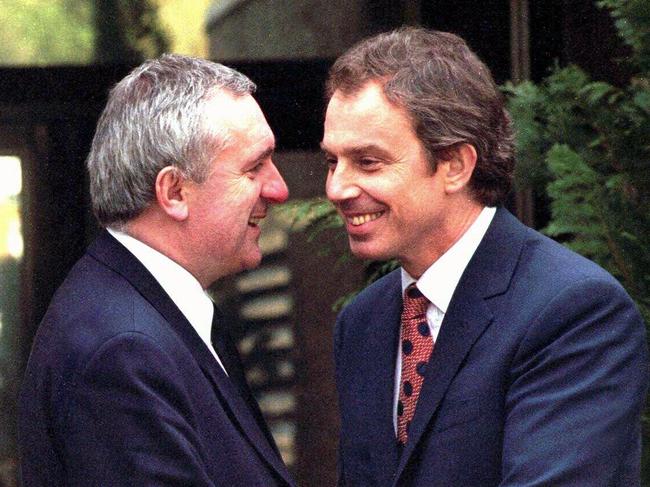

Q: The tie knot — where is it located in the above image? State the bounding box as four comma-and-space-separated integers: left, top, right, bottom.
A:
405, 283, 424, 299
404, 282, 428, 304
403, 283, 429, 320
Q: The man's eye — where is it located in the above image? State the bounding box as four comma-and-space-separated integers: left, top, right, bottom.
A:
325, 157, 337, 167
358, 158, 380, 168
250, 162, 264, 172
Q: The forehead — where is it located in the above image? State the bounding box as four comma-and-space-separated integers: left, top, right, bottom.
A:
206, 91, 274, 143
202, 92, 275, 173
322, 81, 415, 151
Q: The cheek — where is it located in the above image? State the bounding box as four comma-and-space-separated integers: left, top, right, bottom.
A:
229, 179, 250, 199
230, 177, 261, 205
363, 179, 400, 206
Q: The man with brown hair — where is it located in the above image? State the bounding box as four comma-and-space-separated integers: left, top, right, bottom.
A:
322, 28, 648, 486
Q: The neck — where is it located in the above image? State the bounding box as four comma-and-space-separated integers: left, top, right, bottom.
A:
401, 200, 484, 278
123, 210, 207, 287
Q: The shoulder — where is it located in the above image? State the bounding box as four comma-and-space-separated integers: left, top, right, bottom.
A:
487, 208, 625, 295
503, 227, 646, 362
28, 252, 179, 383
339, 268, 401, 320
520, 225, 624, 293
48, 253, 159, 329
334, 268, 401, 354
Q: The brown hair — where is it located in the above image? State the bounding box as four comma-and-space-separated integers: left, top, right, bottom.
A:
326, 27, 514, 206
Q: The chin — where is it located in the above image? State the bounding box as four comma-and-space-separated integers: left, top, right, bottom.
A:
348, 240, 392, 262
241, 252, 263, 271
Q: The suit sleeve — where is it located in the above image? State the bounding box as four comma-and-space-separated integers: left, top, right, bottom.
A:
59, 331, 216, 486
500, 277, 648, 486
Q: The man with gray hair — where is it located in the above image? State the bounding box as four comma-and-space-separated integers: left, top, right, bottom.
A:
19, 54, 295, 486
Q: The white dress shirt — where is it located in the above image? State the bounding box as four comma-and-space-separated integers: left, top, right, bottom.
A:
392, 206, 496, 433
108, 228, 227, 373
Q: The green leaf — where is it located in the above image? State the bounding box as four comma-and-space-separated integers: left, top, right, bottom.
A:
579, 81, 617, 105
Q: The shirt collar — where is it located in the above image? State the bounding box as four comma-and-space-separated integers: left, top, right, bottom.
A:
107, 228, 214, 346
401, 206, 496, 313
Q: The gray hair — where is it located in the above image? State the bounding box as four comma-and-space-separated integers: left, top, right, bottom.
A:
327, 28, 515, 207
86, 53, 256, 227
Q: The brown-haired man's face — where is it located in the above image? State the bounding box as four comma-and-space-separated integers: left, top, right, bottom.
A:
322, 81, 452, 277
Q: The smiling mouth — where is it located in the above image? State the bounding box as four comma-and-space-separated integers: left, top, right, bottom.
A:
347, 211, 384, 226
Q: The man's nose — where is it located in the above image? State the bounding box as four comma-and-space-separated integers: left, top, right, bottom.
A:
326, 162, 360, 202
261, 161, 289, 203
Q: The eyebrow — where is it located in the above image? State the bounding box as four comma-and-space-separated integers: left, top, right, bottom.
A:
320, 142, 391, 158
253, 144, 275, 163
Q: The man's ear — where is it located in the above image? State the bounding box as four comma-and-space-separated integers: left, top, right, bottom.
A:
155, 166, 189, 221
443, 143, 477, 194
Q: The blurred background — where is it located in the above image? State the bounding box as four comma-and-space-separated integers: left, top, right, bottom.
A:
0, 1, 646, 486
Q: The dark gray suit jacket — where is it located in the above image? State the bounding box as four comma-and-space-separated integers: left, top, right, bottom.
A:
20, 231, 295, 486
335, 208, 648, 486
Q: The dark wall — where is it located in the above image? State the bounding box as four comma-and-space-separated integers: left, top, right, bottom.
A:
0, 65, 133, 366
529, 0, 630, 84
421, 0, 511, 83
420, 0, 629, 85
558, 0, 632, 85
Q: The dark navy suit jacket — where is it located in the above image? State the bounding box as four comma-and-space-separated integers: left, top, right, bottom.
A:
335, 208, 648, 486
19, 231, 295, 486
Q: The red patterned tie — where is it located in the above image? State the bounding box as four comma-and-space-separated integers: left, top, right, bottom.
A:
397, 283, 432, 445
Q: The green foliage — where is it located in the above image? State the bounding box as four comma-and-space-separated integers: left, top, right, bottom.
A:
95, 0, 169, 63
504, 80, 550, 190
280, 197, 342, 241
598, 0, 650, 75
0, 0, 95, 65
506, 0, 650, 323
120, 0, 169, 58
0, 0, 169, 66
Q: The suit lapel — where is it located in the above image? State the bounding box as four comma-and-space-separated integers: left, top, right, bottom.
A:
87, 231, 294, 486
363, 277, 403, 485
394, 290, 493, 481
211, 307, 284, 459
393, 208, 527, 484
192, 337, 294, 485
